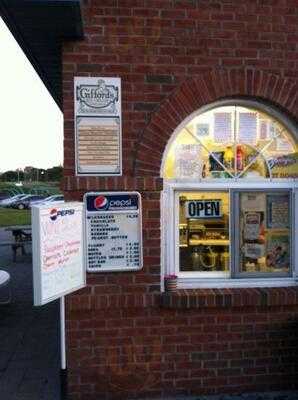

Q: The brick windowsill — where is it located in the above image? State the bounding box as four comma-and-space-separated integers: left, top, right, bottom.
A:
160, 287, 298, 309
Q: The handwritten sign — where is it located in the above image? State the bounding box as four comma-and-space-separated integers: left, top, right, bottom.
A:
32, 202, 85, 306
84, 192, 143, 272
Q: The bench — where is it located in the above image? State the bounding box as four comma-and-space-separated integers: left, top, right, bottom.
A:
0, 240, 32, 262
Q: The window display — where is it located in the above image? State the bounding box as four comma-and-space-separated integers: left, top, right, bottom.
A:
164, 105, 297, 180
179, 192, 229, 273
163, 101, 297, 286
238, 192, 291, 275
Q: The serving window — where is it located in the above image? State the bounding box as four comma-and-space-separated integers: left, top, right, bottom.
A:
162, 101, 298, 287
179, 192, 230, 276
176, 190, 292, 279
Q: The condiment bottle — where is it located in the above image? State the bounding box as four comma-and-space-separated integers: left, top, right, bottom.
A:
236, 145, 244, 171
224, 146, 233, 169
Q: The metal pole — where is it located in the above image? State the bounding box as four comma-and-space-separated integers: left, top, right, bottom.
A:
60, 296, 68, 399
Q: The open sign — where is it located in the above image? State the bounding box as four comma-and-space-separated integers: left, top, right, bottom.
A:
185, 200, 222, 219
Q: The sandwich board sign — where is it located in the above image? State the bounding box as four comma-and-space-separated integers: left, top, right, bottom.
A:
84, 192, 143, 272
32, 202, 86, 306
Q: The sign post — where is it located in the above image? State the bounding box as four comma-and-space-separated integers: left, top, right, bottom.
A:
32, 202, 86, 399
84, 192, 143, 272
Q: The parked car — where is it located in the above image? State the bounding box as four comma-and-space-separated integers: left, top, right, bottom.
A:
0, 193, 11, 202
33, 194, 64, 206
1, 194, 28, 207
11, 195, 46, 210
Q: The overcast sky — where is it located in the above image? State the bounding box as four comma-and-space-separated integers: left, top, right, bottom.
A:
0, 17, 63, 173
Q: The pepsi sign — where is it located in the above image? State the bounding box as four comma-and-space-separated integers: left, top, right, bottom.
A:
50, 208, 75, 221
84, 191, 143, 273
86, 193, 139, 212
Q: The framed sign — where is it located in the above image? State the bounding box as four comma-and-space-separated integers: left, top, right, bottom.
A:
84, 192, 143, 272
74, 77, 122, 176
32, 202, 86, 306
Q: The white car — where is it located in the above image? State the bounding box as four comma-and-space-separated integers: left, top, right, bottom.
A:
0, 194, 27, 207
33, 194, 64, 206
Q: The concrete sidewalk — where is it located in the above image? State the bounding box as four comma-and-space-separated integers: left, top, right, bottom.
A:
0, 228, 60, 400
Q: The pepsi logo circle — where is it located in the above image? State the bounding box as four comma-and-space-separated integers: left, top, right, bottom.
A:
50, 209, 58, 221
94, 196, 108, 210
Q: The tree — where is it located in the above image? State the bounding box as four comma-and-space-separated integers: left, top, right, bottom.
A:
46, 166, 63, 181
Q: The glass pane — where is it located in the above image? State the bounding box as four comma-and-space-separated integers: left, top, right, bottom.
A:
179, 192, 230, 273
163, 104, 297, 180
263, 124, 298, 179
237, 145, 270, 179
238, 192, 291, 274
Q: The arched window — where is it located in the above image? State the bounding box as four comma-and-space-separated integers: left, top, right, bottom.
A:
161, 100, 298, 288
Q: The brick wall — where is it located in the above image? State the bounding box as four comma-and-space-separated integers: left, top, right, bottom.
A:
66, 290, 298, 400
62, 1, 298, 399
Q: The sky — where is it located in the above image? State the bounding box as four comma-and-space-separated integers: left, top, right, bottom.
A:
0, 17, 63, 173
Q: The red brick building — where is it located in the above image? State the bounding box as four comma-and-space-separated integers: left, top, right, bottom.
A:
2, 1, 298, 399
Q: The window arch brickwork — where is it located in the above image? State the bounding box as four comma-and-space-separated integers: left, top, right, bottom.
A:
134, 68, 298, 176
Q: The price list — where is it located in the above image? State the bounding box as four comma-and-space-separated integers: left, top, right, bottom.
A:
86, 212, 141, 271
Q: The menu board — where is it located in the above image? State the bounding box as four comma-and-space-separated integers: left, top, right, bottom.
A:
84, 192, 143, 272
77, 117, 120, 173
32, 203, 86, 306
74, 77, 122, 176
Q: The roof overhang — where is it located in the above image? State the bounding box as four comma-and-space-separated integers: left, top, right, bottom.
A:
0, 0, 84, 109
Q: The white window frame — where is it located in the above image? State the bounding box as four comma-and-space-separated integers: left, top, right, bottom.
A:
161, 99, 298, 290
162, 179, 298, 289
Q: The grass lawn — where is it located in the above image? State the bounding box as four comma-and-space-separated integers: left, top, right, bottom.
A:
0, 208, 31, 227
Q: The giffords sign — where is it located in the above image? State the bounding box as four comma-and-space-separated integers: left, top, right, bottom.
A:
76, 79, 119, 113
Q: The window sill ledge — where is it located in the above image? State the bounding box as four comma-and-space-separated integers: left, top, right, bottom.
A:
160, 287, 298, 309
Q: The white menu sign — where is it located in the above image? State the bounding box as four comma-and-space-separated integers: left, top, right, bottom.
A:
32, 202, 86, 306
84, 192, 143, 272
74, 77, 122, 176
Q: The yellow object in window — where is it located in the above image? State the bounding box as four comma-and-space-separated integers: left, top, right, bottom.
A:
224, 146, 234, 170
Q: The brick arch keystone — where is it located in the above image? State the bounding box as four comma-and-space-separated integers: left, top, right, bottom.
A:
133, 68, 298, 177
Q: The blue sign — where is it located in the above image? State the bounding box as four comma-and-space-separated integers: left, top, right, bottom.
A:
86, 193, 139, 212
84, 192, 143, 272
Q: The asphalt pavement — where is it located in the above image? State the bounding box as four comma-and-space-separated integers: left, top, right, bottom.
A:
0, 228, 60, 400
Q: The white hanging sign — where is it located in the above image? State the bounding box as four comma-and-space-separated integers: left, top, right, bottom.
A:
32, 202, 86, 306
